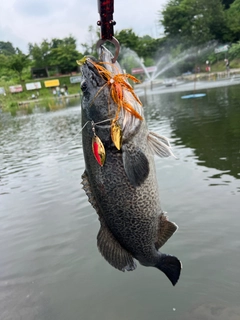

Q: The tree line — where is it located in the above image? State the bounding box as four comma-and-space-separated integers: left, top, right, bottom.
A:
0, 36, 82, 82
161, 0, 240, 47
0, 31, 166, 83
0, 0, 240, 82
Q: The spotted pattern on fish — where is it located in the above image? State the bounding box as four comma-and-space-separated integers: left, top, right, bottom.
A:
80, 47, 182, 285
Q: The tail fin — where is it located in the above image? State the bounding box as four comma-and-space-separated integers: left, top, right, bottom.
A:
155, 253, 182, 286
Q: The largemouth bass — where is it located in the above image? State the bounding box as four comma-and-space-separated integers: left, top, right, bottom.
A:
79, 47, 181, 286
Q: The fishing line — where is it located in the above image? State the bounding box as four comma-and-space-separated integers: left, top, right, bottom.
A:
54, 117, 114, 149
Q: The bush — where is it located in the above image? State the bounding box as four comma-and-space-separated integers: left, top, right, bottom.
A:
229, 41, 240, 59
9, 101, 18, 108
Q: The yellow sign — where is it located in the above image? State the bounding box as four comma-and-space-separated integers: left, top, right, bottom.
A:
44, 79, 60, 88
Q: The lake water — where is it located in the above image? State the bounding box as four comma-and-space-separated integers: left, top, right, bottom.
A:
1, 86, 240, 320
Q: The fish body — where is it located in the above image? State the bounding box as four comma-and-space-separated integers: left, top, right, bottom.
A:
80, 47, 181, 285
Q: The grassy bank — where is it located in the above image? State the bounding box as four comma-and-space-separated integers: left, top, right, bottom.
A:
0, 75, 82, 112
1, 58, 240, 112
199, 59, 240, 73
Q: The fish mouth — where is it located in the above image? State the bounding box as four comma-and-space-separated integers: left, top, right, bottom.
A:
80, 57, 107, 87
84, 58, 101, 75
78, 45, 121, 86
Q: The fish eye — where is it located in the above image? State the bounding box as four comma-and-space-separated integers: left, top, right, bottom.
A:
81, 81, 87, 92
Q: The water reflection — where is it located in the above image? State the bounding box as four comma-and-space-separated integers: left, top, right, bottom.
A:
1, 89, 240, 320
142, 86, 240, 181
0, 98, 82, 196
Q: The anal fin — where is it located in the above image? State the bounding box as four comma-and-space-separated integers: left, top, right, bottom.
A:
155, 212, 178, 250
97, 220, 137, 271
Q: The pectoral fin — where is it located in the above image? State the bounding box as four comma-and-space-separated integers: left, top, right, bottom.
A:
122, 142, 149, 187
148, 131, 175, 158
155, 213, 178, 250
97, 220, 137, 271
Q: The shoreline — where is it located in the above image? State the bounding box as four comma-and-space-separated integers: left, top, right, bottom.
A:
17, 93, 81, 106
135, 71, 240, 96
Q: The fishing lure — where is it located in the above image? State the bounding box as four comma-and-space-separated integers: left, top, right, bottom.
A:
77, 57, 143, 164
91, 121, 106, 166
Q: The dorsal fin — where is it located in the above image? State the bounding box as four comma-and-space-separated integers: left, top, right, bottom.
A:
147, 131, 176, 158
155, 213, 178, 250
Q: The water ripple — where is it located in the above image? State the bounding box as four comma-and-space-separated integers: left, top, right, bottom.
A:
0, 92, 240, 319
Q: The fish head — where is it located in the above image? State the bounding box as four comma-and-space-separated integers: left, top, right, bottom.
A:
80, 46, 143, 142
80, 56, 113, 124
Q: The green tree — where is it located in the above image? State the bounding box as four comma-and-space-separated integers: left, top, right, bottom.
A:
115, 29, 139, 51
0, 54, 8, 68
222, 0, 235, 8
28, 39, 51, 68
115, 29, 165, 63
29, 36, 82, 73
50, 35, 77, 50
51, 38, 63, 49
50, 37, 83, 73
0, 41, 16, 55
161, 0, 226, 47
161, 0, 190, 42
137, 36, 166, 61
225, 0, 240, 42
6, 48, 30, 81
228, 41, 240, 59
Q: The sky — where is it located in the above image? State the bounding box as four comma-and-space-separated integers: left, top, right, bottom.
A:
0, 0, 168, 53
